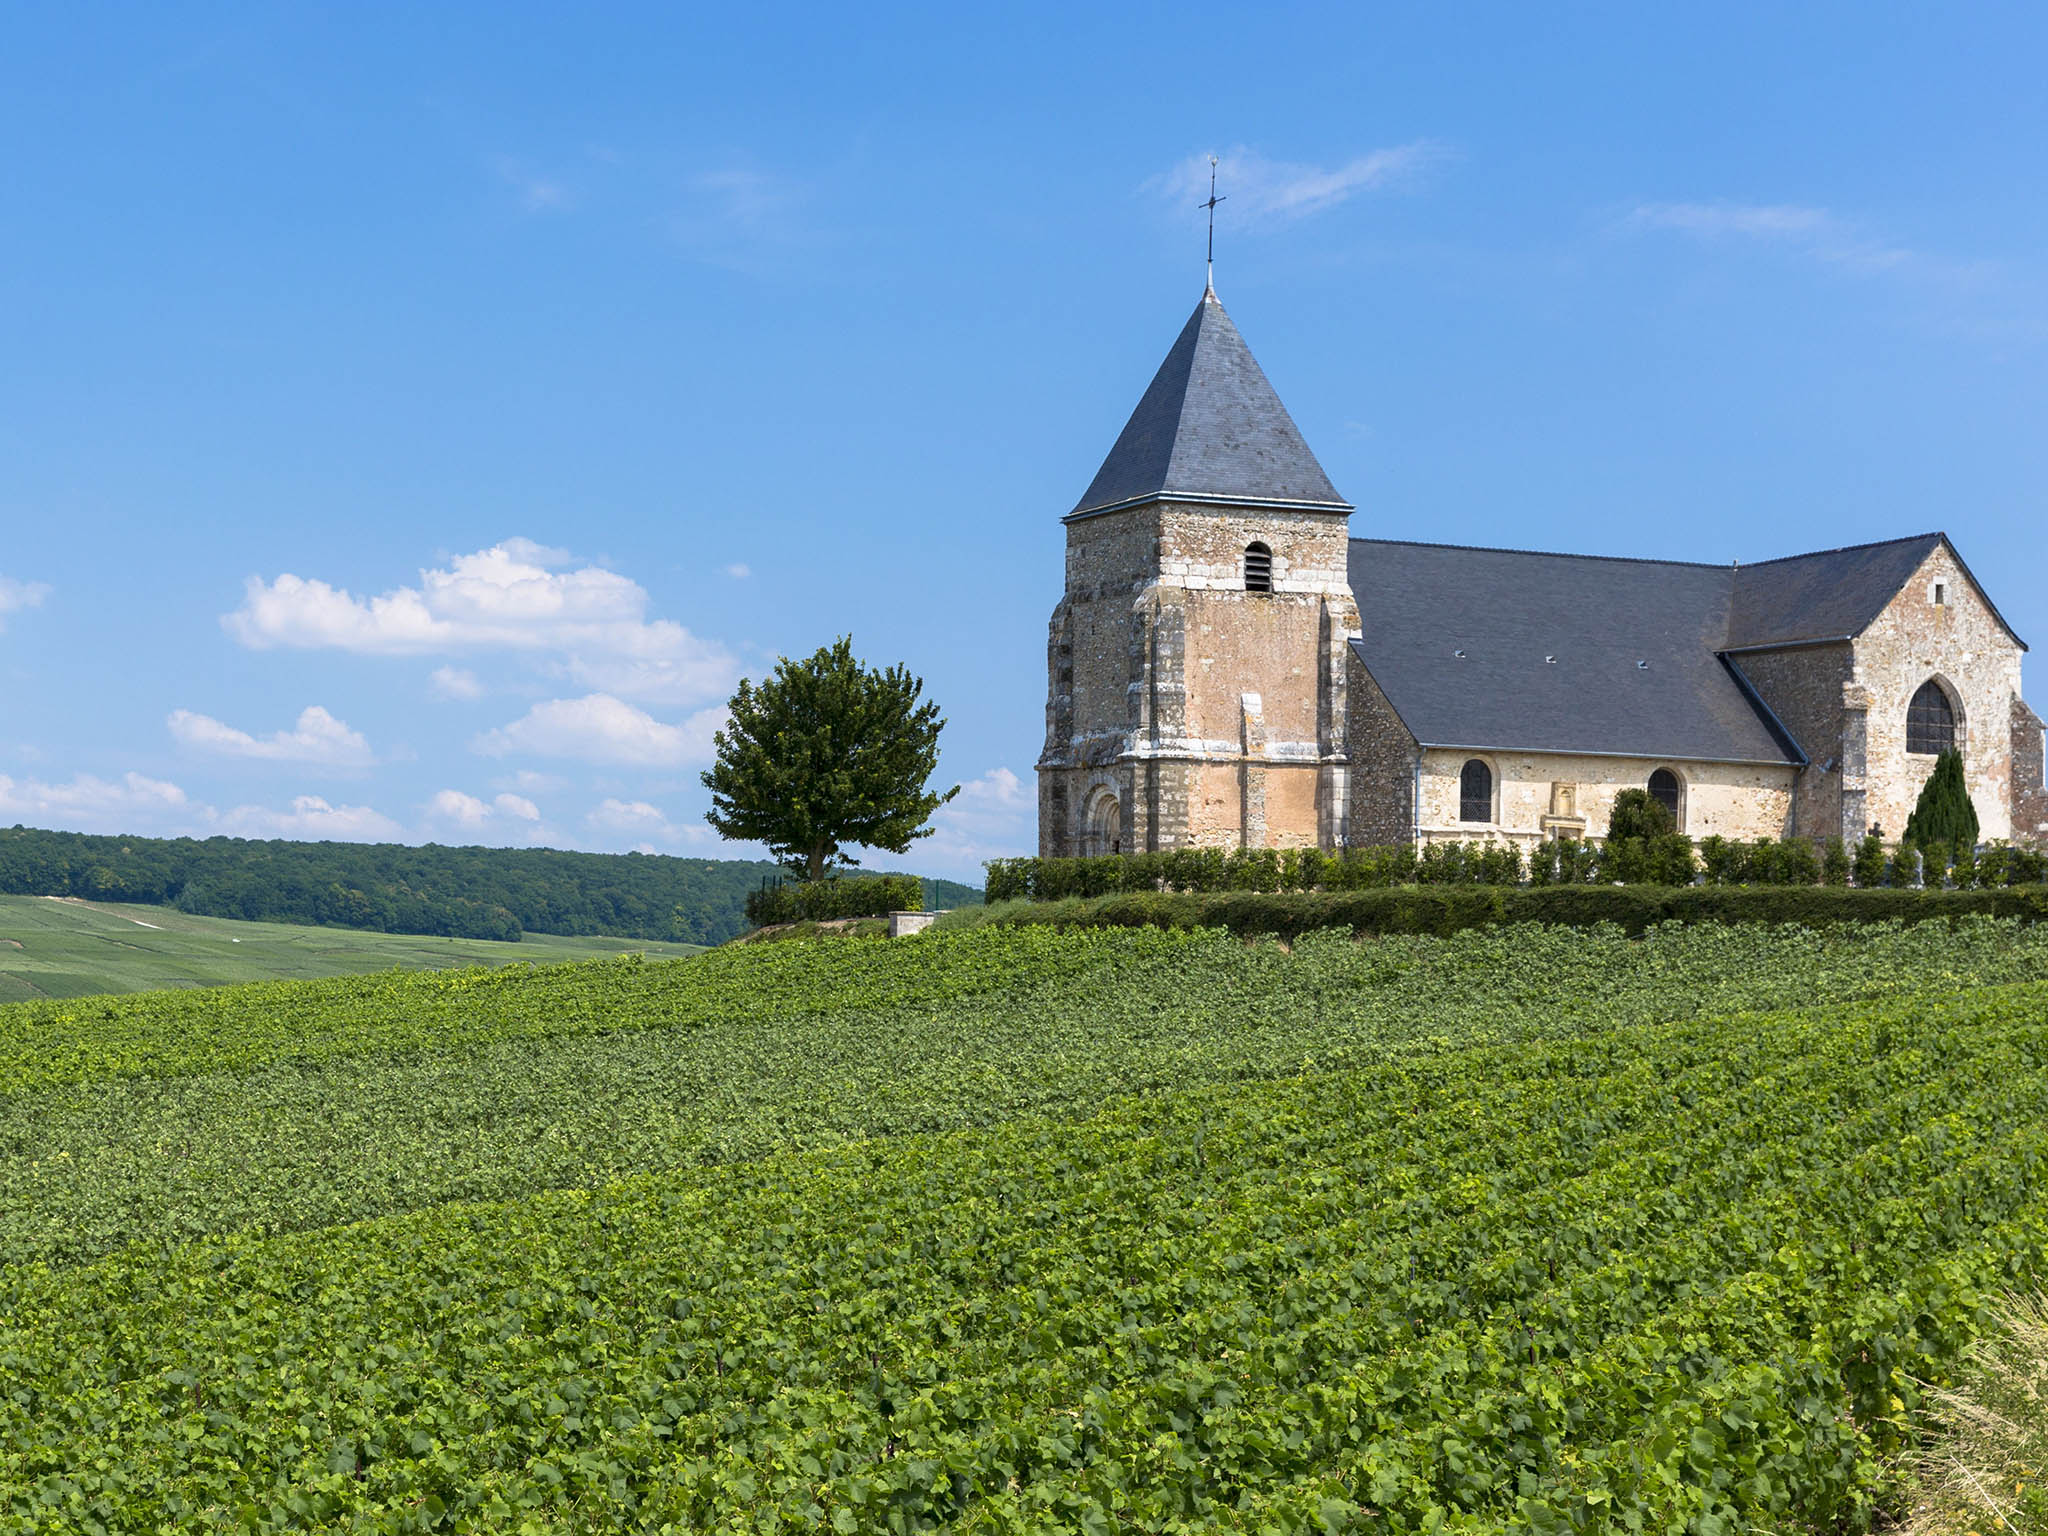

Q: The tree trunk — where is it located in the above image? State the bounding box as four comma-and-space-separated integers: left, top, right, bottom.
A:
807, 844, 826, 882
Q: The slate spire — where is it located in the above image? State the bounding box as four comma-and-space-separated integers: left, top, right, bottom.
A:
1069, 289, 1348, 518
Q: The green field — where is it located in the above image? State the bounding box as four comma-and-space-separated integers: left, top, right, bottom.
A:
0, 893, 705, 1001
5, 917, 2048, 1529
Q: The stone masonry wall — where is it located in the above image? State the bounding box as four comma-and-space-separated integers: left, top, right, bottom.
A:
1345, 655, 1419, 847
1415, 748, 1796, 846
2013, 697, 2048, 847
1041, 498, 1357, 854
1728, 643, 1851, 840
1851, 544, 2026, 843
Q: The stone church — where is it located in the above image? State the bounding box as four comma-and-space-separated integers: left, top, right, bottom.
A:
1039, 286, 2048, 856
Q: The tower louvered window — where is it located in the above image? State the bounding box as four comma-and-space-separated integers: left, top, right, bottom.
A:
1459, 759, 1492, 823
1244, 542, 1272, 593
1907, 681, 1956, 756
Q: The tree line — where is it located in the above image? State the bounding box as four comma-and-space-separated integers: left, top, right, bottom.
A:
0, 827, 787, 944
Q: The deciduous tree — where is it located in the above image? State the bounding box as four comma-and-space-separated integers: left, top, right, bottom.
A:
701, 637, 958, 881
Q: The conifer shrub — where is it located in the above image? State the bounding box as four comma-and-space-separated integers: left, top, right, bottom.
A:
1853, 832, 1887, 888
1904, 747, 1980, 852
1822, 836, 1851, 886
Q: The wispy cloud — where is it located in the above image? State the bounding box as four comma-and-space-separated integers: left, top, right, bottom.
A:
1624, 201, 1913, 273
493, 156, 571, 213
429, 665, 484, 701
167, 704, 374, 767
0, 575, 50, 631
1150, 143, 1447, 229
667, 163, 821, 272
723, 563, 751, 580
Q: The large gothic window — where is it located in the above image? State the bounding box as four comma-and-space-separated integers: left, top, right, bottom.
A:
1648, 768, 1682, 820
1459, 759, 1493, 823
1907, 681, 1956, 756
1243, 542, 1272, 593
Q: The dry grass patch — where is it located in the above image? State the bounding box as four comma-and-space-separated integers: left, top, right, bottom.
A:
1912, 1293, 2048, 1535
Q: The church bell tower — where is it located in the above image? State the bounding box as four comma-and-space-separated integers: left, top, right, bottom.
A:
1038, 286, 1360, 856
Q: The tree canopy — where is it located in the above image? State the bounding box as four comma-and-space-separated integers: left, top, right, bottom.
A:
701, 637, 958, 881
1606, 787, 1675, 842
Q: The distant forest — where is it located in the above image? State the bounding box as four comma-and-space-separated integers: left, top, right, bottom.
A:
0, 827, 982, 946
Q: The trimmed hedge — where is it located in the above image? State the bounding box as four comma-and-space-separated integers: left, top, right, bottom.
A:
973, 883, 2048, 941
743, 874, 923, 927
988, 838, 2048, 902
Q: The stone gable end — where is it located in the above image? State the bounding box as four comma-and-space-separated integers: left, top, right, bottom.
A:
1850, 542, 2026, 842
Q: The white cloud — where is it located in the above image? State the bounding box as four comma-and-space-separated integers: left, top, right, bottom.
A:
921, 766, 1031, 873
429, 666, 484, 701
587, 797, 671, 833
0, 771, 189, 829
0, 576, 50, 630
167, 704, 373, 766
1151, 143, 1445, 228
724, 563, 751, 580
426, 788, 543, 831
224, 538, 737, 706
1624, 202, 1912, 272
216, 795, 404, 842
473, 693, 726, 767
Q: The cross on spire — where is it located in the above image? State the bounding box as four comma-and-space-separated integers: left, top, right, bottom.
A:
1199, 156, 1226, 294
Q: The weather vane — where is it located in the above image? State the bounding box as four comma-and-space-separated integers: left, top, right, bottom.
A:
1199, 156, 1226, 292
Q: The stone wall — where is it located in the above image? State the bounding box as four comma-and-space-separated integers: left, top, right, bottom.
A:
2013, 697, 2048, 847
1728, 643, 1851, 839
1849, 544, 2026, 843
1345, 656, 1419, 846
1039, 497, 1357, 854
1413, 747, 1797, 846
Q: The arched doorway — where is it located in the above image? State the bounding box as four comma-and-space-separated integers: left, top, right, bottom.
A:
1086, 788, 1123, 856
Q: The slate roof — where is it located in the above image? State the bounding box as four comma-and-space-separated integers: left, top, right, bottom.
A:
1726, 533, 2024, 650
1348, 531, 2026, 763
1349, 540, 1803, 765
1070, 289, 1349, 518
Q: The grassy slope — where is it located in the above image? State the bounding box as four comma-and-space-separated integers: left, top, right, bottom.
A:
0, 893, 704, 1001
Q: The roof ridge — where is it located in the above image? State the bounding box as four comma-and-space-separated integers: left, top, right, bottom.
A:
1731, 532, 1945, 570
1347, 535, 1730, 571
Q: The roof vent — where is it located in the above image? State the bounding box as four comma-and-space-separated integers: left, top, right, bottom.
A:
1453, 649, 1467, 659
1544, 655, 1556, 665
1636, 660, 1649, 670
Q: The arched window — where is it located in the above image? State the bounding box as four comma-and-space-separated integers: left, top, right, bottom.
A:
1459, 758, 1492, 823
1648, 768, 1681, 820
1244, 541, 1272, 593
1907, 680, 1956, 756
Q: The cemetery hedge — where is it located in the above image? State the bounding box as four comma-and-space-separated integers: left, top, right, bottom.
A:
955, 881, 2048, 940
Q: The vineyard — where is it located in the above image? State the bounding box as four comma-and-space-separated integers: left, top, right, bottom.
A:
5, 920, 2048, 1528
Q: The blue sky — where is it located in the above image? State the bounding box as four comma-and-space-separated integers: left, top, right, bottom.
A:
3, 4, 2045, 882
